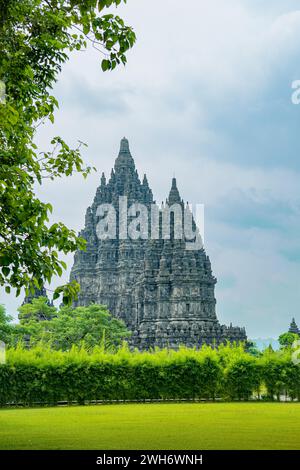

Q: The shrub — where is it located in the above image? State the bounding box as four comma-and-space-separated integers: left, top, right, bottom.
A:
0, 343, 298, 406
260, 349, 299, 401
222, 356, 261, 400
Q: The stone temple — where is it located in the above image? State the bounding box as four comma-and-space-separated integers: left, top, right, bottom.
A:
70, 138, 247, 349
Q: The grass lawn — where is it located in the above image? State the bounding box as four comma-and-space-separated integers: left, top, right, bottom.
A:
0, 402, 299, 450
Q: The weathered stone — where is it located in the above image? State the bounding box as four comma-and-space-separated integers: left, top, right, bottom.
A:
70, 138, 247, 349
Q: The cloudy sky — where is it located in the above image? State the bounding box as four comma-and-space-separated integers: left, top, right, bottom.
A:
2, 0, 300, 338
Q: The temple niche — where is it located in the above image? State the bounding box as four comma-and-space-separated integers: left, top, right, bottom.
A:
70, 137, 247, 349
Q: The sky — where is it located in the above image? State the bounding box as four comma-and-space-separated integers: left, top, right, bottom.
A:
2, 0, 300, 338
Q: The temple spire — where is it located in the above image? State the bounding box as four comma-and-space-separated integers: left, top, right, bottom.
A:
143, 174, 149, 187
167, 177, 182, 205
119, 136, 130, 153
114, 137, 135, 172
100, 172, 106, 186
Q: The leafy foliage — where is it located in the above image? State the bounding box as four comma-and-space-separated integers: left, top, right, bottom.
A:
10, 299, 130, 350
2, 299, 299, 406
278, 332, 299, 349
18, 296, 57, 323
0, 342, 299, 406
245, 340, 261, 357
0, 0, 136, 303
0, 304, 14, 344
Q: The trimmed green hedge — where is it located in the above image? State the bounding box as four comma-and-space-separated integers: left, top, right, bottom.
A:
0, 344, 299, 406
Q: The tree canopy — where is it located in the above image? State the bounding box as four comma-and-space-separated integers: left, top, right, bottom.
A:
0, 304, 14, 344
0, 0, 136, 304
278, 332, 299, 349
18, 296, 57, 322
1, 298, 130, 350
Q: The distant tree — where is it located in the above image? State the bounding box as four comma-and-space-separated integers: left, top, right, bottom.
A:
18, 297, 57, 323
15, 298, 130, 350
12, 297, 57, 346
0, 1, 136, 304
278, 332, 299, 349
45, 304, 130, 350
265, 344, 274, 353
0, 304, 14, 344
245, 340, 261, 357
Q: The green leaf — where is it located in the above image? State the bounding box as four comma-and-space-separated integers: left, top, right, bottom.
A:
101, 59, 110, 71
2, 267, 10, 276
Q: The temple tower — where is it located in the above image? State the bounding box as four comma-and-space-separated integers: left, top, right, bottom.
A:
70, 138, 247, 348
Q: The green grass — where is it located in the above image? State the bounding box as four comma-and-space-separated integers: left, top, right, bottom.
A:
0, 403, 299, 450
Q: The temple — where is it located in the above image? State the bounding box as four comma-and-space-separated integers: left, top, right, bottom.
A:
70, 138, 247, 349
289, 318, 300, 335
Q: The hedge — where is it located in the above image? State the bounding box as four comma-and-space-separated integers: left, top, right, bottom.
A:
0, 344, 299, 406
